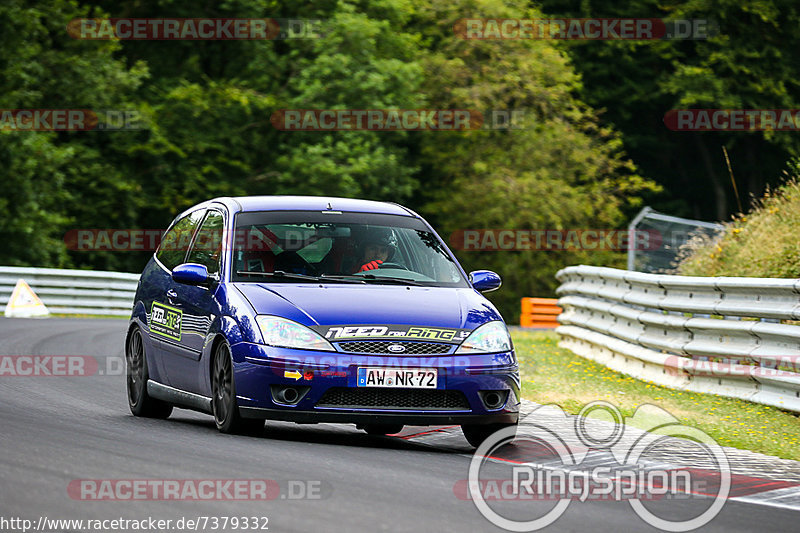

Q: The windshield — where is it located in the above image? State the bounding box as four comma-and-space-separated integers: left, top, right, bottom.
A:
231, 211, 468, 287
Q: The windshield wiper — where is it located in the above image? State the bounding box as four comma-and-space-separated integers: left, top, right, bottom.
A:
237, 271, 425, 286
330, 273, 425, 286
317, 274, 367, 284
236, 270, 365, 284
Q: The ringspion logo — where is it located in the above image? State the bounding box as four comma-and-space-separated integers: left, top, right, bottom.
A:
465, 402, 730, 531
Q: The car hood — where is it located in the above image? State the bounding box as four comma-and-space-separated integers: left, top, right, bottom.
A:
233, 283, 502, 331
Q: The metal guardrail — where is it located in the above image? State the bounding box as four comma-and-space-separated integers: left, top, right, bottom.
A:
627, 206, 724, 273
555, 265, 800, 413
0, 266, 139, 317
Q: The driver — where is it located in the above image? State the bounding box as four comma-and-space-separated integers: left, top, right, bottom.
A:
355, 228, 397, 273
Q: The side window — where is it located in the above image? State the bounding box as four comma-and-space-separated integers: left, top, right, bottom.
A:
186, 210, 224, 275
156, 210, 205, 271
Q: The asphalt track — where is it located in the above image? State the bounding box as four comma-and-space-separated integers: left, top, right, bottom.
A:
0, 318, 798, 532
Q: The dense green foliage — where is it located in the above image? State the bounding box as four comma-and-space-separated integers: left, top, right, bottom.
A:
536, 0, 800, 220
413, 1, 656, 317
678, 162, 800, 277
3, 0, 797, 319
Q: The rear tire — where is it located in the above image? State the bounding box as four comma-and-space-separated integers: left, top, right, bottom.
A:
126, 327, 173, 419
212, 340, 263, 435
363, 423, 404, 436
461, 423, 517, 448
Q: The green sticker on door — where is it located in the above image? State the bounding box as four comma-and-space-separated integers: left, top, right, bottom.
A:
150, 301, 182, 341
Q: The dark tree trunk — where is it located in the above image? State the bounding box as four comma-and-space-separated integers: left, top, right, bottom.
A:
696, 135, 727, 220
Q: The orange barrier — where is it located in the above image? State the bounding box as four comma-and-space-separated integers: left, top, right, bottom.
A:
520, 297, 562, 328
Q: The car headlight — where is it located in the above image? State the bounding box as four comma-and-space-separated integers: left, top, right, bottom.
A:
255, 316, 335, 351
455, 321, 512, 354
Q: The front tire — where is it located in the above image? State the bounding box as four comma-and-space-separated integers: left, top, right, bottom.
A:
212, 340, 263, 435
461, 423, 517, 448
126, 326, 173, 419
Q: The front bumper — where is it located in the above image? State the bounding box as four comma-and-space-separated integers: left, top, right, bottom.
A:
230, 341, 520, 426
238, 407, 518, 425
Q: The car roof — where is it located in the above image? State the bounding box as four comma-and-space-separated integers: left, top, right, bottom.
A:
213, 195, 416, 217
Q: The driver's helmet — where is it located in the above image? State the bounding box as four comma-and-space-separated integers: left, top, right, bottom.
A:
360, 226, 397, 261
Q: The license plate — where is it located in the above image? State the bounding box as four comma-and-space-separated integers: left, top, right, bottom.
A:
357, 367, 437, 388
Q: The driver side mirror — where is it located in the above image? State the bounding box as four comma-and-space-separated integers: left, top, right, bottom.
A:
172, 263, 214, 285
469, 270, 502, 293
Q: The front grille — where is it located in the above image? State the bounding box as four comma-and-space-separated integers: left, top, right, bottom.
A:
317, 387, 470, 410
336, 341, 452, 355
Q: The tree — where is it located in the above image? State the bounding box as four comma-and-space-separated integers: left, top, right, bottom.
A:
409, 0, 657, 319
0, 0, 146, 268
535, 0, 800, 220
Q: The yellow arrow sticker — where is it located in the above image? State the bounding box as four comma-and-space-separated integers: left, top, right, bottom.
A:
284, 370, 302, 381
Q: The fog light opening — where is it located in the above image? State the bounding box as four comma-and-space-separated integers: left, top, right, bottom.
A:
479, 390, 508, 410
282, 387, 299, 404
271, 385, 310, 406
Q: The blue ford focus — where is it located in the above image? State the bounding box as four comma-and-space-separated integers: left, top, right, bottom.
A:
126, 196, 519, 447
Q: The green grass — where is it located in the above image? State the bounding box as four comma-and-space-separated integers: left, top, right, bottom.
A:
678, 175, 800, 277
513, 329, 800, 461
